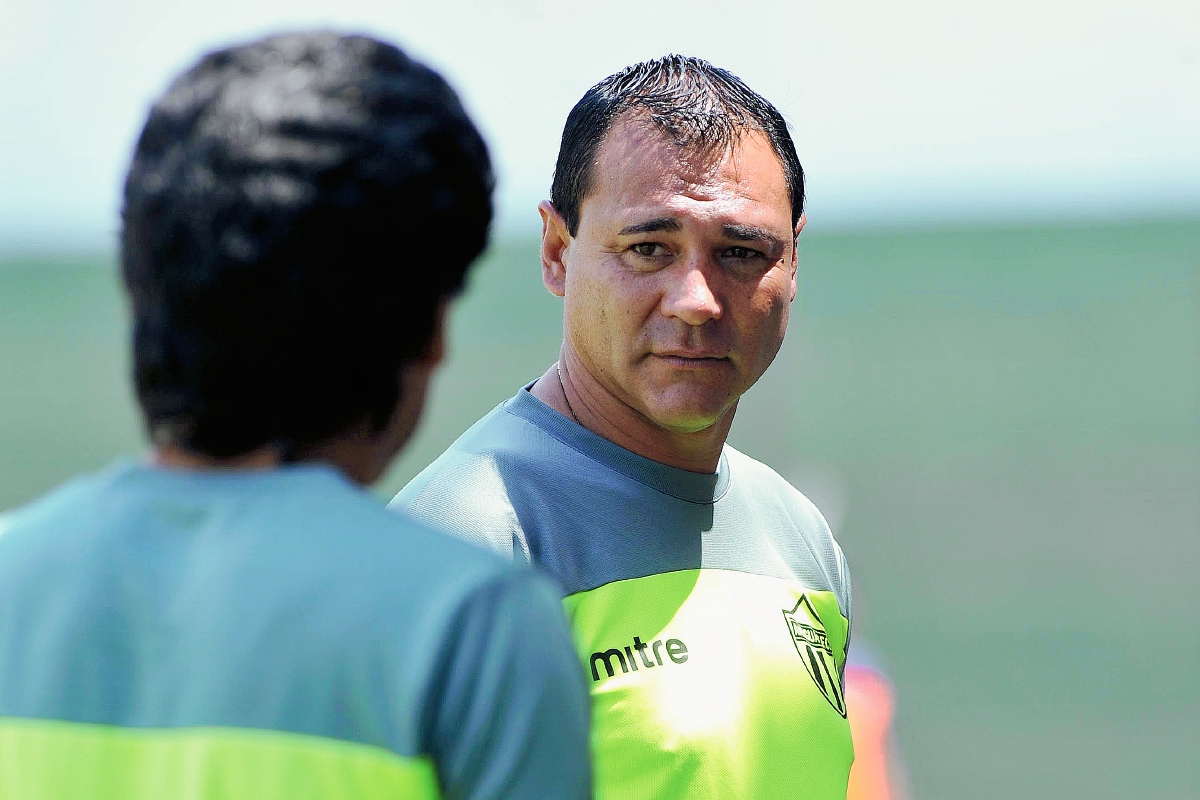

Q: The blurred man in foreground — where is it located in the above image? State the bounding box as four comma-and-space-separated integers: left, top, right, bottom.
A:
0, 32, 590, 800
392, 56, 853, 799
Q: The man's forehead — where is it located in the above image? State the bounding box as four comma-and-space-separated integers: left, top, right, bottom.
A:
582, 116, 792, 232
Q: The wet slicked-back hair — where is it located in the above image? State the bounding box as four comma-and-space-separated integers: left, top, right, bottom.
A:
122, 32, 492, 458
550, 54, 803, 236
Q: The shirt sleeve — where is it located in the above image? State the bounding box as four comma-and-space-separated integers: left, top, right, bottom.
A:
423, 569, 592, 800
835, 539, 853, 682
390, 454, 529, 562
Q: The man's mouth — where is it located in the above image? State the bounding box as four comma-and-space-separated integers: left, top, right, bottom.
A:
651, 351, 730, 366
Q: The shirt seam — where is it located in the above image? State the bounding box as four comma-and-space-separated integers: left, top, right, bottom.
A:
563, 565, 848, 621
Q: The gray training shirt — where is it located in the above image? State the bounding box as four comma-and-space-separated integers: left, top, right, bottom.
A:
0, 459, 591, 800
390, 387, 854, 800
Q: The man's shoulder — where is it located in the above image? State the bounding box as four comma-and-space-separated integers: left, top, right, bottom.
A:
723, 445, 825, 519
390, 396, 555, 561
0, 462, 532, 677
0, 460, 516, 608
721, 445, 852, 615
393, 450, 529, 559
0, 465, 128, 561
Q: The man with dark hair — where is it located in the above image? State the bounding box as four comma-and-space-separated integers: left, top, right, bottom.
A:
392, 55, 854, 799
0, 32, 590, 800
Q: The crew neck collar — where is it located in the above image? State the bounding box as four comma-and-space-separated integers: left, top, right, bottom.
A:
504, 385, 731, 505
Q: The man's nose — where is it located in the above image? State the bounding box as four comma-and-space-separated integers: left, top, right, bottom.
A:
660, 257, 722, 326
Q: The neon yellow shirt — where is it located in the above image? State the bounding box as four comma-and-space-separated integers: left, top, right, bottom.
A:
394, 389, 854, 799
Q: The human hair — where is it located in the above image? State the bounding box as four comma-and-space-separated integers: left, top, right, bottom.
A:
121, 32, 493, 458
550, 54, 803, 236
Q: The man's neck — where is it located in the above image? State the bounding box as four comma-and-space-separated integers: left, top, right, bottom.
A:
152, 428, 389, 487
154, 445, 282, 471
528, 353, 733, 474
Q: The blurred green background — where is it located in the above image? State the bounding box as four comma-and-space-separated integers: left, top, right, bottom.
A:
2, 218, 1197, 798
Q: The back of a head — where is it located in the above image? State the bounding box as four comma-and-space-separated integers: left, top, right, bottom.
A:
122, 32, 493, 458
551, 54, 803, 236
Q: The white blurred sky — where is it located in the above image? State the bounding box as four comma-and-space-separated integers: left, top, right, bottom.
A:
1, 0, 1198, 251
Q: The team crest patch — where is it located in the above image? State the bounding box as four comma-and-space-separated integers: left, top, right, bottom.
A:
783, 595, 847, 717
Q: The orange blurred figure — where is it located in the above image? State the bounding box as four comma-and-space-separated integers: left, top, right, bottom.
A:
845, 646, 911, 800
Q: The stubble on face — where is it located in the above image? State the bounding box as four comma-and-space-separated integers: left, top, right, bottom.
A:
551, 114, 797, 460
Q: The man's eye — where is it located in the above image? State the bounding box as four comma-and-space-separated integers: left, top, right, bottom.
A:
726, 246, 761, 259
631, 242, 666, 257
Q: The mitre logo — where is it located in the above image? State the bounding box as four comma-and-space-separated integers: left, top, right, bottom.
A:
783, 595, 847, 717
588, 635, 689, 682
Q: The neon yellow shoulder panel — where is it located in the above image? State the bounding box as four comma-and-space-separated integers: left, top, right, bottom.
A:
564, 568, 853, 800
0, 717, 440, 800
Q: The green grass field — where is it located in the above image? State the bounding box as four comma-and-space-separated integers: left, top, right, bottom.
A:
2, 218, 1197, 798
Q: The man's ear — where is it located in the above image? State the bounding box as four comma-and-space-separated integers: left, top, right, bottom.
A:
419, 299, 449, 367
539, 200, 570, 298
795, 212, 807, 239
789, 213, 806, 302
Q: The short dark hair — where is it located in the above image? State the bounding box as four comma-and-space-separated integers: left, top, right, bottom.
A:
121, 32, 493, 458
550, 55, 803, 236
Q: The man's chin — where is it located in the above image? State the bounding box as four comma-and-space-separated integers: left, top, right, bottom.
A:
622, 378, 741, 435
641, 400, 735, 436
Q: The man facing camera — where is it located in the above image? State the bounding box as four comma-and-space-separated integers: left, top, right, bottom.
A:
0, 33, 590, 800
392, 56, 853, 799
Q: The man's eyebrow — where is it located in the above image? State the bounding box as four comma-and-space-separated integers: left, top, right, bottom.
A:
723, 224, 785, 248
617, 218, 681, 236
